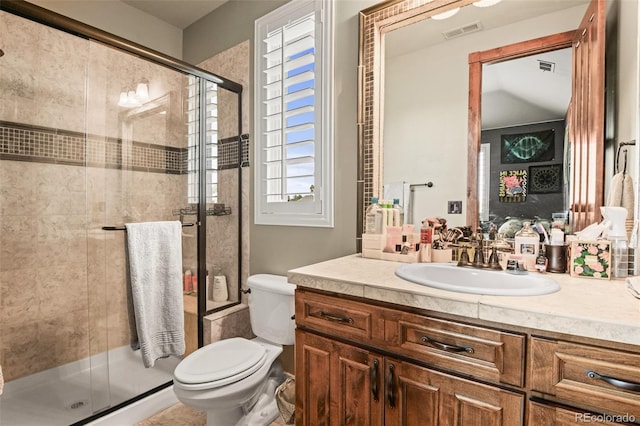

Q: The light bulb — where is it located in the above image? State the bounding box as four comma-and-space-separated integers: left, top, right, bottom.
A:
118, 91, 128, 107
432, 7, 460, 20
135, 82, 149, 102
473, 0, 502, 7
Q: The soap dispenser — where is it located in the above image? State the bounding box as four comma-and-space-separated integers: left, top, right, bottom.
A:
515, 221, 539, 270
212, 267, 229, 302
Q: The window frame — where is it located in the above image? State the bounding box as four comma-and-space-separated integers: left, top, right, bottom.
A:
253, 0, 334, 227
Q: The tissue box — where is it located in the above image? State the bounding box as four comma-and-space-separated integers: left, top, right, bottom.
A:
569, 240, 611, 280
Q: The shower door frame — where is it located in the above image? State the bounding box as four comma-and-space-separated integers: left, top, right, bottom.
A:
1, 0, 244, 420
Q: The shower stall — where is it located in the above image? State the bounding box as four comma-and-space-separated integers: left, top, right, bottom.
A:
0, 2, 244, 424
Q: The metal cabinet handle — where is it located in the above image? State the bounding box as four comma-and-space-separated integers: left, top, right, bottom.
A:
371, 359, 379, 401
421, 335, 474, 354
586, 370, 640, 393
317, 311, 354, 324
387, 363, 396, 408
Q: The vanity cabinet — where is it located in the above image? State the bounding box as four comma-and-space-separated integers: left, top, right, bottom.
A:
294, 287, 640, 425
295, 289, 524, 425
295, 329, 523, 425
527, 401, 624, 425
529, 337, 640, 421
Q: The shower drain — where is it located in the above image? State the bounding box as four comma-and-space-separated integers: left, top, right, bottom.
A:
67, 400, 89, 410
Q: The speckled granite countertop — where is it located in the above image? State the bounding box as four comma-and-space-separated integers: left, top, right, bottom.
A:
288, 254, 640, 347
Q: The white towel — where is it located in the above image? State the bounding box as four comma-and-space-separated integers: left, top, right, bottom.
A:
0, 364, 4, 395
384, 181, 411, 222
125, 221, 185, 368
607, 172, 634, 219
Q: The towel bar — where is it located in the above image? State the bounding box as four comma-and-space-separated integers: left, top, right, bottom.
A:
102, 223, 195, 231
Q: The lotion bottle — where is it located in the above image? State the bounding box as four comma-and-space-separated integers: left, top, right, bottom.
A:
183, 269, 192, 293
365, 197, 382, 234
212, 267, 229, 302
392, 198, 404, 226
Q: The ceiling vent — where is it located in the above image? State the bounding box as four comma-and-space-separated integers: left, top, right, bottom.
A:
442, 21, 483, 40
538, 60, 556, 73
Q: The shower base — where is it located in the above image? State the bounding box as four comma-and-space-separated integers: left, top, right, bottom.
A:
0, 345, 180, 426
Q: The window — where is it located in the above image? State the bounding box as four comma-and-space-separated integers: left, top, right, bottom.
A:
187, 77, 219, 204
254, 0, 334, 227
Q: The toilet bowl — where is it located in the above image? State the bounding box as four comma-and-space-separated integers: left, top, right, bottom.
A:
173, 274, 296, 426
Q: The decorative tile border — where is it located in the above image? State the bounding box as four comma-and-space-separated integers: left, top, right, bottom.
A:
0, 121, 250, 173
219, 134, 250, 170
358, 0, 474, 233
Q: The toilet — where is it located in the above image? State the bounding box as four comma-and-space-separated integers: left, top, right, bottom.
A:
173, 274, 296, 426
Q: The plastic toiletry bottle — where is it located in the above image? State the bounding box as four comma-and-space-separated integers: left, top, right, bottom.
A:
601, 206, 628, 278
419, 220, 433, 262
212, 268, 229, 302
392, 198, 404, 227
386, 200, 394, 226
365, 197, 383, 234
379, 200, 390, 227
535, 246, 548, 273
192, 273, 198, 293
514, 221, 539, 270
183, 269, 192, 293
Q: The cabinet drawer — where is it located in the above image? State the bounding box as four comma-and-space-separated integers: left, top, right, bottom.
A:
530, 337, 640, 418
527, 401, 634, 425
295, 290, 383, 342
390, 312, 526, 387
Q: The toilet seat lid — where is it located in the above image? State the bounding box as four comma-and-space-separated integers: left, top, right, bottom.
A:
174, 338, 267, 385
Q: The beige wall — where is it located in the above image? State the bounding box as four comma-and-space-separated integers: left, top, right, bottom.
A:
184, 0, 378, 276
384, 6, 587, 228
30, 0, 183, 58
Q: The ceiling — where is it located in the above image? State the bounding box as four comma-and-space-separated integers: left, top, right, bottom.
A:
122, 0, 228, 29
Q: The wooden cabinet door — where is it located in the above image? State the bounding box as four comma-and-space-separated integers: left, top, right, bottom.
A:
385, 358, 524, 426
295, 329, 383, 426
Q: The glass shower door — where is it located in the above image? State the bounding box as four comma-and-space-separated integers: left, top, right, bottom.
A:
85, 39, 192, 412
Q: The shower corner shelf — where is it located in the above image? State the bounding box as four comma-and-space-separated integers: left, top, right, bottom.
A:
207, 206, 232, 216
172, 205, 232, 218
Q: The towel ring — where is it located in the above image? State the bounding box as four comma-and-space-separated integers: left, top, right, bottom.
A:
615, 140, 636, 174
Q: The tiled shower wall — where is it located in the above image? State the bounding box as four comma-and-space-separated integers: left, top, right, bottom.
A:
198, 40, 251, 329
0, 10, 250, 381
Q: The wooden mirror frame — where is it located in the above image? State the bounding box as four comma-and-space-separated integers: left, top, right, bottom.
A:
467, 31, 577, 231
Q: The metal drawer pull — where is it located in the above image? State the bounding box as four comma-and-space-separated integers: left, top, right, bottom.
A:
421, 335, 474, 354
371, 359, 379, 401
317, 311, 354, 324
387, 363, 396, 408
586, 370, 640, 392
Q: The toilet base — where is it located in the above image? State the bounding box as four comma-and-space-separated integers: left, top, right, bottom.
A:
204, 368, 283, 426
205, 394, 279, 426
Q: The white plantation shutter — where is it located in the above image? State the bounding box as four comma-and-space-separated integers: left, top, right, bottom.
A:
255, 0, 333, 227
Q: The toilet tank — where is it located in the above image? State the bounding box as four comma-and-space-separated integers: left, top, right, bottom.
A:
247, 274, 296, 345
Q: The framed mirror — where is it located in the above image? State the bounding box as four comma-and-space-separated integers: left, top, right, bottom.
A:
357, 0, 637, 254
120, 92, 172, 146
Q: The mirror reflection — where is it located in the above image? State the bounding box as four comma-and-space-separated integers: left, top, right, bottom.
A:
383, 0, 590, 231
480, 48, 571, 236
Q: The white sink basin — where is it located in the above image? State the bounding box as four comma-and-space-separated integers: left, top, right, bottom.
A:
395, 263, 560, 296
